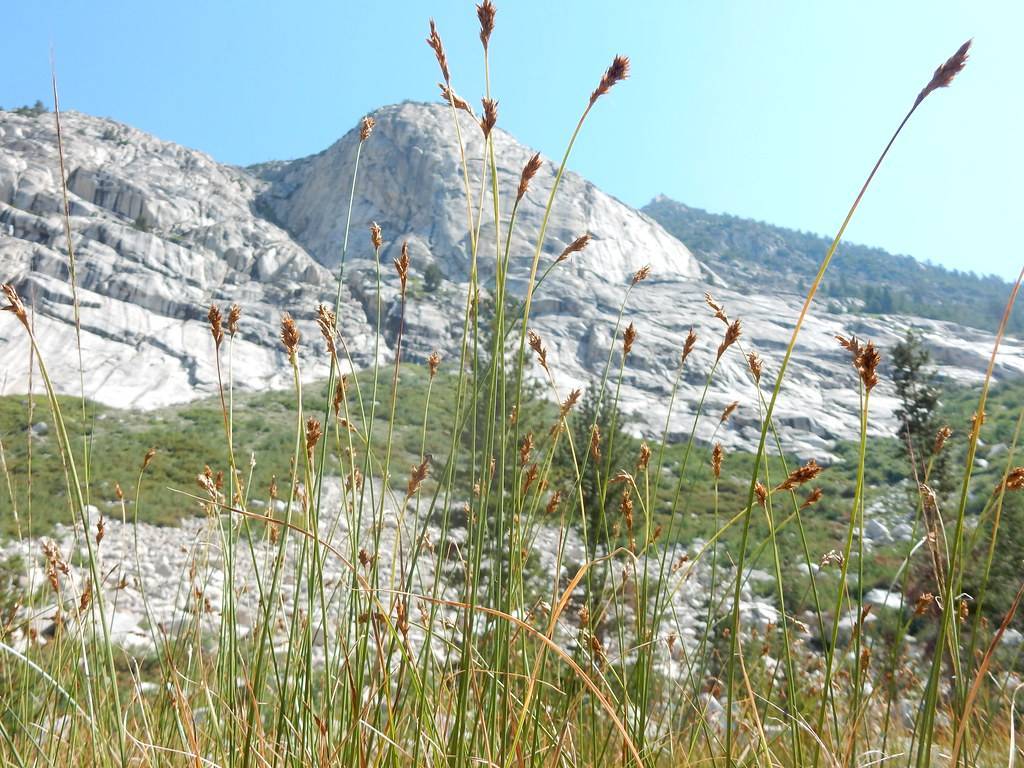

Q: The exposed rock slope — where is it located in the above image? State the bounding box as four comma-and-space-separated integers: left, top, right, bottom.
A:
1, 102, 1021, 457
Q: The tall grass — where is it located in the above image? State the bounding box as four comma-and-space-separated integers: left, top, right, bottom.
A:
1, 11, 1021, 767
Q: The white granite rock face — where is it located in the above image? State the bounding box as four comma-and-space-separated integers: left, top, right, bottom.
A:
2, 103, 1022, 457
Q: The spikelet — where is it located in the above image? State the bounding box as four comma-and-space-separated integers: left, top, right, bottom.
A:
835, 334, 863, 359
590, 424, 602, 462
637, 441, 651, 471
426, 20, 450, 84
631, 265, 651, 285
207, 305, 224, 348
560, 388, 581, 417
776, 459, 822, 491
227, 304, 241, 336
754, 482, 768, 509
522, 464, 539, 494
305, 417, 322, 461
520, 432, 534, 466
428, 351, 441, 379
370, 221, 383, 250
517, 152, 543, 202
1001, 467, 1024, 493
856, 342, 880, 392
480, 98, 498, 137
705, 292, 728, 324
316, 304, 337, 355
589, 55, 630, 107
681, 328, 697, 366
915, 40, 971, 108
142, 447, 157, 471
439, 83, 472, 113
359, 116, 375, 142
711, 443, 723, 479
408, 457, 430, 497
528, 330, 549, 371
620, 488, 634, 531
280, 313, 300, 359
800, 487, 824, 510
1, 283, 28, 328
558, 234, 590, 262
546, 490, 563, 515
934, 425, 952, 455
623, 322, 637, 356
747, 352, 763, 383
716, 319, 742, 361
332, 377, 346, 416
720, 400, 739, 424
395, 241, 410, 293
477, 0, 496, 49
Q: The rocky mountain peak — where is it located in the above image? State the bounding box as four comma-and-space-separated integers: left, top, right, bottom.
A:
2, 103, 1022, 458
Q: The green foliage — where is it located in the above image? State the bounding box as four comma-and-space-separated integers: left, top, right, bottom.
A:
890, 329, 945, 485
645, 197, 1024, 334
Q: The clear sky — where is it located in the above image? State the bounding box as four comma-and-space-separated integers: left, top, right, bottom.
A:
3, 1, 1021, 280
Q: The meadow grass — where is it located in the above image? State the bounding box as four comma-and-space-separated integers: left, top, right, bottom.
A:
0, 9, 1022, 767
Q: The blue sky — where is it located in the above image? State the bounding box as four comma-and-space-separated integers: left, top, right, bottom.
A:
3, 1, 1021, 280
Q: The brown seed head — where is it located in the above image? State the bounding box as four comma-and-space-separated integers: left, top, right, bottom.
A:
835, 334, 863, 359
716, 319, 742, 362
305, 417, 322, 460
720, 400, 739, 424
546, 490, 563, 515
520, 432, 534, 466
227, 304, 241, 336
359, 116, 375, 142
408, 457, 430, 497
426, 20, 450, 84
476, 0, 496, 49
934, 425, 952, 455
528, 330, 548, 371
1003, 467, 1024, 492
142, 447, 157, 471
589, 424, 602, 462
280, 313, 300, 358
428, 351, 441, 379
394, 241, 410, 293
777, 459, 823, 491
747, 352, 763, 382
1, 283, 29, 329
855, 342, 880, 392
480, 98, 498, 138
914, 592, 935, 616
95, 516, 105, 546
632, 265, 651, 285
558, 233, 590, 262
681, 328, 697, 366
560, 388, 581, 417
754, 482, 768, 508
623, 322, 637, 356
522, 463, 539, 494
332, 377, 346, 416
620, 488, 634, 530
711, 443, 723, 478
705, 292, 728, 324
589, 54, 630, 107
915, 39, 971, 108
637, 441, 651, 471
207, 305, 224, 348
316, 304, 337, 355
439, 83, 472, 113
370, 222, 383, 250
800, 487, 824, 510
517, 152, 542, 202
